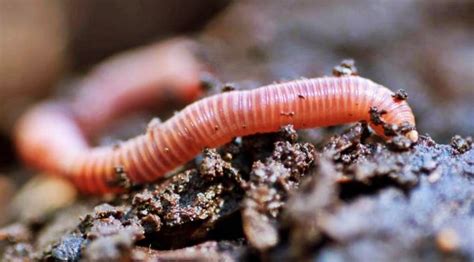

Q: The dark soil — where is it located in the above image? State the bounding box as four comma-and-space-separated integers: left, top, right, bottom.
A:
1, 124, 472, 261
1, 1, 473, 261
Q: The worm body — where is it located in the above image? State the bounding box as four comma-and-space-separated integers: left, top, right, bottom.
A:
16, 76, 417, 194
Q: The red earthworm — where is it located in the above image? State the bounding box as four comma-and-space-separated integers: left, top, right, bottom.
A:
15, 74, 418, 194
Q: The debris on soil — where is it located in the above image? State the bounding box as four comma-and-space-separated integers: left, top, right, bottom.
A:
199, 148, 239, 180
388, 135, 413, 151
242, 126, 315, 250
281, 154, 340, 259
26, 142, 247, 260
323, 122, 371, 163
450, 135, 472, 154
35, 203, 95, 253
273, 132, 474, 261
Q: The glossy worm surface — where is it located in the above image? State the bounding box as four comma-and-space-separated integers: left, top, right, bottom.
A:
16, 76, 417, 194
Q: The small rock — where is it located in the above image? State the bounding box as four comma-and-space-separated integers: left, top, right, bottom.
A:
436, 228, 460, 252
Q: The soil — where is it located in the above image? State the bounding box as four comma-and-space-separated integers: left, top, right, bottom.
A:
1, 1, 473, 261
1, 124, 472, 261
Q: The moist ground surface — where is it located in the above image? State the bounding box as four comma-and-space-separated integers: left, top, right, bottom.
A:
1, 1, 473, 261
1, 124, 473, 261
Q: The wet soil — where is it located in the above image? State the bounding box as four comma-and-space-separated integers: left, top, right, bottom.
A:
1, 124, 472, 261
1, 1, 473, 261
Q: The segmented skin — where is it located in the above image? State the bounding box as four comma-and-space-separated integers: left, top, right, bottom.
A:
15, 76, 417, 194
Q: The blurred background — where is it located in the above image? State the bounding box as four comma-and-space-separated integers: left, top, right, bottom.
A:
0, 0, 473, 222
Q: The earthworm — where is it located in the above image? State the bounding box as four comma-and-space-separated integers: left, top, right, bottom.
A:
16, 74, 418, 194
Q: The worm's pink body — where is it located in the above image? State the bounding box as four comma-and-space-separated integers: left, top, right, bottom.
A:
16, 75, 417, 194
